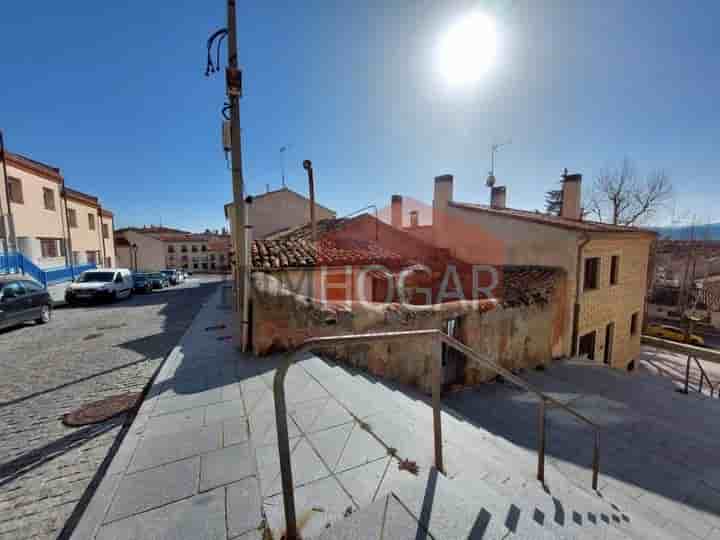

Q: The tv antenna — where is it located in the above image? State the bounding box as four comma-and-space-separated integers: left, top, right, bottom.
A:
486, 140, 511, 187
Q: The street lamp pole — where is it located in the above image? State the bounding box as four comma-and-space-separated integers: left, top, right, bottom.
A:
132, 244, 138, 272
226, 0, 249, 351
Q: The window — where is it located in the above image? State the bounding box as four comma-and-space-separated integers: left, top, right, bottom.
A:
102, 223, 109, 239
43, 188, 55, 210
88, 213, 96, 230
210, 253, 216, 260
8, 177, 23, 204
86, 251, 97, 265
610, 255, 620, 285
631, 312, 639, 336
59, 239, 66, 257
193, 263, 198, 269
1, 281, 26, 298
181, 245, 188, 253
22, 280, 43, 293
40, 238, 59, 258
191, 245, 198, 253
68, 209, 78, 228
167, 245, 175, 253
584, 257, 600, 291
201, 245, 207, 252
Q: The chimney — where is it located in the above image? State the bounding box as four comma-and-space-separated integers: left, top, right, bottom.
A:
391, 195, 403, 228
561, 172, 582, 220
409, 210, 419, 227
490, 186, 506, 209
433, 174, 453, 248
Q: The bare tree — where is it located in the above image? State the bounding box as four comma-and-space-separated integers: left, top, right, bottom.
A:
586, 158, 673, 226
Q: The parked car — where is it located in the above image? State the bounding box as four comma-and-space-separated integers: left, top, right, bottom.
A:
65, 269, 134, 304
646, 323, 705, 346
0, 277, 52, 330
148, 272, 170, 290
161, 269, 179, 285
132, 273, 153, 293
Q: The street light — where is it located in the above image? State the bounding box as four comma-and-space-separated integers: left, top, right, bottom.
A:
131, 243, 139, 272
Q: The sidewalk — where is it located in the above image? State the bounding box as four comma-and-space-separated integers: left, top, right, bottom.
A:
70, 285, 678, 540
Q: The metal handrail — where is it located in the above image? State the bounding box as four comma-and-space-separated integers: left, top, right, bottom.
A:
272, 329, 601, 540
692, 356, 716, 397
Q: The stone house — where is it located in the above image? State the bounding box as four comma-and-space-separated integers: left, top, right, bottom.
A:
249, 213, 567, 391
390, 173, 657, 370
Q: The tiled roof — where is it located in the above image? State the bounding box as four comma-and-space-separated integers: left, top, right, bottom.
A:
6, 151, 62, 181
252, 217, 406, 270
155, 233, 231, 243
115, 226, 191, 235
449, 202, 657, 236
499, 266, 559, 307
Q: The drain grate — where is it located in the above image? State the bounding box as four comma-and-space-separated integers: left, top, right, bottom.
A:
62, 392, 141, 426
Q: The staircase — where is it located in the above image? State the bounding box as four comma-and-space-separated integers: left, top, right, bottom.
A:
303, 357, 720, 539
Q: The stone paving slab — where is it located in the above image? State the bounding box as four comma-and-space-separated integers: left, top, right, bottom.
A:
104, 456, 201, 523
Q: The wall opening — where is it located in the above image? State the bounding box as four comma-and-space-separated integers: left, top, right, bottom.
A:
442, 316, 466, 388
604, 322, 614, 365
578, 330, 596, 360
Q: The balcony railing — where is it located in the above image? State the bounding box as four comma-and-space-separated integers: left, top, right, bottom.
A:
0, 252, 95, 287
273, 329, 601, 540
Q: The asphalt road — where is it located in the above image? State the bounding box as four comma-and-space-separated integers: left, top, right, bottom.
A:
0, 275, 225, 540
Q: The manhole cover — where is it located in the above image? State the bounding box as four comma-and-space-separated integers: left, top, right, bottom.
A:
62, 393, 141, 426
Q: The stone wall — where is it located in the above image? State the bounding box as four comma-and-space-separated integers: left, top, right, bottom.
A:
250, 270, 566, 394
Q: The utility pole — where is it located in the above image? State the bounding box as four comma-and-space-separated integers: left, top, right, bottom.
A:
227, 0, 249, 351
0, 129, 17, 253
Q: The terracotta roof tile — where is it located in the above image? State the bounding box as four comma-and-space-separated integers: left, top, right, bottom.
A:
253, 217, 405, 270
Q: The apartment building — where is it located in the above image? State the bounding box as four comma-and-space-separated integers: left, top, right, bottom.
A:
115, 227, 231, 272
0, 151, 116, 270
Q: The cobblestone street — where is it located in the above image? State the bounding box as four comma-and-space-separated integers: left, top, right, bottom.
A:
0, 276, 224, 540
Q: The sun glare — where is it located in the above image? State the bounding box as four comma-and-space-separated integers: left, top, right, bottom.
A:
436, 11, 497, 87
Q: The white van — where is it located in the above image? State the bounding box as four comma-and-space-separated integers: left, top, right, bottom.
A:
65, 268, 134, 304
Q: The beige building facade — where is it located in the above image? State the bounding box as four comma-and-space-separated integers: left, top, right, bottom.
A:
114, 227, 232, 273
1, 151, 116, 270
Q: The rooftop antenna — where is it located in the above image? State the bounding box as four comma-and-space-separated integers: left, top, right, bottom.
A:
486, 139, 511, 188
280, 145, 289, 188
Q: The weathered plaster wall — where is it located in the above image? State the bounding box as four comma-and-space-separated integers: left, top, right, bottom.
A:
251, 271, 565, 393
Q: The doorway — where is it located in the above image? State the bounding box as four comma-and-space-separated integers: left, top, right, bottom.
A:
442, 317, 466, 388
604, 322, 615, 365
578, 331, 596, 360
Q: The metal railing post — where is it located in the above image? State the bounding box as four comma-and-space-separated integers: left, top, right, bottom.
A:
431, 336, 444, 473
592, 431, 600, 490
684, 354, 691, 394
537, 398, 546, 484
273, 353, 299, 540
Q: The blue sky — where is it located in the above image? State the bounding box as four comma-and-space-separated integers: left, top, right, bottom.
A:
1, 1, 718, 231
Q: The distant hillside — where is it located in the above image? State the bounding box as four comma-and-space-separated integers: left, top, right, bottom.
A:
652, 223, 720, 240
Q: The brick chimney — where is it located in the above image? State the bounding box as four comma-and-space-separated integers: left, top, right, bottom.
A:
409, 210, 419, 227
391, 195, 403, 228
490, 186, 506, 209
433, 174, 453, 248
561, 173, 582, 220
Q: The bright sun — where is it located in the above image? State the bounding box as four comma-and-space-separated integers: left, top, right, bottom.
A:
436, 12, 497, 87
